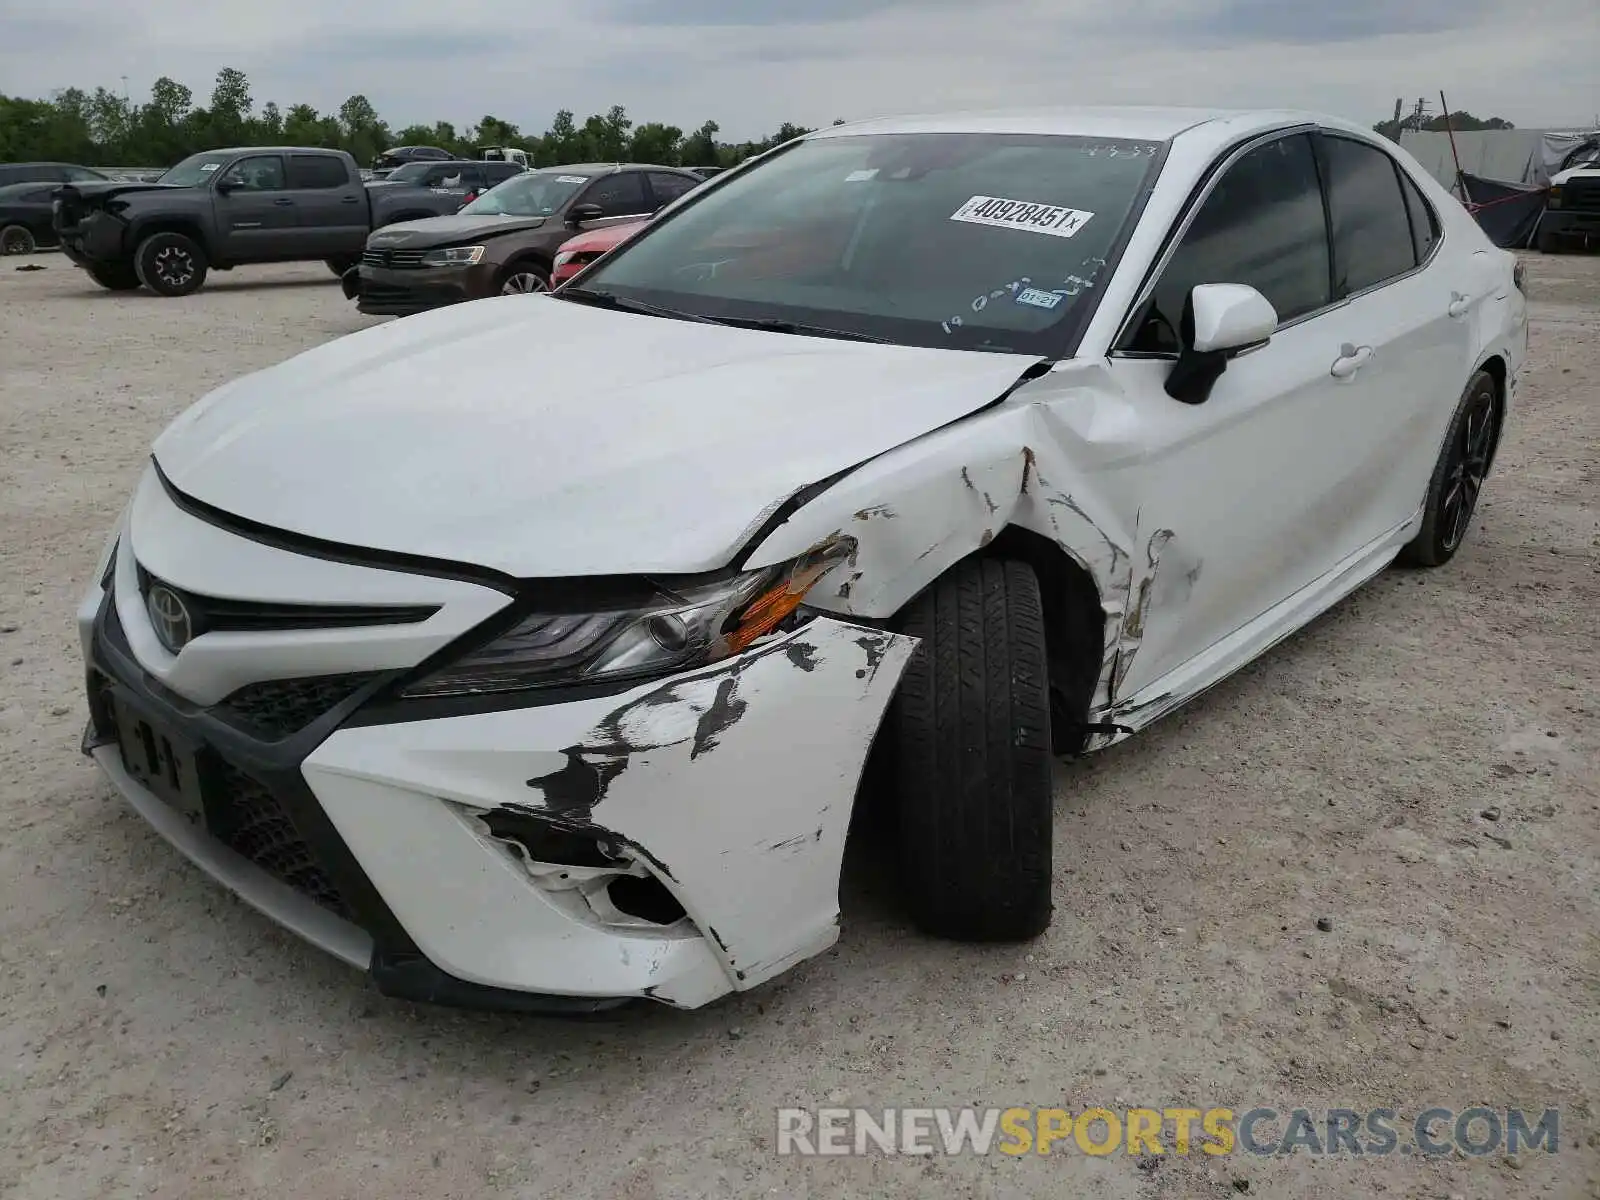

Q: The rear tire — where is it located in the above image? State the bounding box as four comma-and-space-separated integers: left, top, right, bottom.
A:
134, 232, 207, 296
1, 224, 35, 255
86, 262, 142, 291
1398, 369, 1500, 568
889, 557, 1054, 941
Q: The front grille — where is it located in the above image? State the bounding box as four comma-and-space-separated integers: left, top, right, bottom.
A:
1564, 182, 1600, 213
362, 248, 430, 269
216, 673, 380, 741
134, 565, 438, 638
211, 762, 352, 919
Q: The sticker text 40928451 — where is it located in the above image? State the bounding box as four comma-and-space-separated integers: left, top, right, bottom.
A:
950, 195, 1095, 239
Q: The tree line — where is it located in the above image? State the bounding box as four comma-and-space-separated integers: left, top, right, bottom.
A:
0, 68, 834, 171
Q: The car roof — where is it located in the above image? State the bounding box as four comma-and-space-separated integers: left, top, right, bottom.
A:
813, 106, 1346, 150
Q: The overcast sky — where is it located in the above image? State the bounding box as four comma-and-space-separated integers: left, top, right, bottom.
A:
2, 0, 1595, 139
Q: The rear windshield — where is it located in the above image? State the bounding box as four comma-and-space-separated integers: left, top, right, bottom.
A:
460, 171, 589, 217
157, 151, 236, 186
576, 131, 1164, 355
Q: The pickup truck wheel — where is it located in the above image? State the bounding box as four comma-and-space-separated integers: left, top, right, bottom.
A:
325, 257, 359, 276
498, 262, 550, 295
1536, 225, 1566, 254
889, 556, 1055, 942
86, 263, 142, 291
134, 232, 208, 297
1, 224, 35, 255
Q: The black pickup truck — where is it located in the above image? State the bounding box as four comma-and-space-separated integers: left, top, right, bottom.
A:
52, 146, 509, 296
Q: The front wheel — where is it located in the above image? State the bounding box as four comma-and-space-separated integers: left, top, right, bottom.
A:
1, 224, 36, 255
498, 261, 549, 295
1398, 369, 1501, 568
889, 556, 1054, 941
86, 262, 142, 291
134, 232, 208, 297
1536, 225, 1565, 254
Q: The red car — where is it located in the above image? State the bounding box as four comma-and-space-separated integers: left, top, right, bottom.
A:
551, 219, 647, 286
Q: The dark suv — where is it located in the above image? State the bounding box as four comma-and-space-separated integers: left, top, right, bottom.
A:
0, 162, 109, 187
367, 159, 527, 226
349, 163, 703, 315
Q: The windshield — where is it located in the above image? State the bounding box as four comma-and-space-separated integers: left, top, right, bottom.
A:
460, 170, 590, 217
381, 161, 443, 184
575, 132, 1164, 354
157, 151, 236, 186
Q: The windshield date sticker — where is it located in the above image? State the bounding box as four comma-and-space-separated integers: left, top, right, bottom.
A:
844, 168, 879, 182
557, 175, 588, 184
199, 163, 220, 172
950, 195, 1094, 239
1016, 287, 1063, 310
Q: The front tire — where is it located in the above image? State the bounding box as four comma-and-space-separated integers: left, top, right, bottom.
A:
1398, 369, 1500, 568
1, 224, 35, 255
134, 232, 207, 296
498, 261, 550, 295
890, 557, 1054, 941
86, 262, 142, 291
1536, 225, 1565, 254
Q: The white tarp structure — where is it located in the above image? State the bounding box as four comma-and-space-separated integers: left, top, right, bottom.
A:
1400, 128, 1600, 191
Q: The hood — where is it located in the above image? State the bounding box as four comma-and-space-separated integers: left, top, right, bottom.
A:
152, 297, 1044, 577
367, 213, 547, 247
561, 220, 648, 255
1552, 165, 1600, 185
58, 180, 192, 203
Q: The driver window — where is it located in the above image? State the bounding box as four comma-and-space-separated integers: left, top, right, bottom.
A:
219, 155, 286, 192
1124, 133, 1330, 354
580, 172, 648, 217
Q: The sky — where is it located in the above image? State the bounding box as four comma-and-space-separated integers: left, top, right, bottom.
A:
1, 0, 1595, 140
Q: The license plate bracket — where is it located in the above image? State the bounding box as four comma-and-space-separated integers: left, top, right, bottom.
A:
110, 693, 206, 827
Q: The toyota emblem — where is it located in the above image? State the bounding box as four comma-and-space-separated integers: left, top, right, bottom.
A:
146, 584, 193, 654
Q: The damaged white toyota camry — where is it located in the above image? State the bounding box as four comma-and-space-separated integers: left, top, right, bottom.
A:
80, 107, 1527, 1011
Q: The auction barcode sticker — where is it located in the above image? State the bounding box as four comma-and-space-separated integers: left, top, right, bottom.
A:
950, 195, 1094, 239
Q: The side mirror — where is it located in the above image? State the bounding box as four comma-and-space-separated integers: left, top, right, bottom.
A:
568, 203, 604, 225
1164, 283, 1278, 405
213, 178, 236, 194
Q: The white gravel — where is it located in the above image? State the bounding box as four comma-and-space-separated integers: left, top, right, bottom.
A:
0, 256, 1596, 1200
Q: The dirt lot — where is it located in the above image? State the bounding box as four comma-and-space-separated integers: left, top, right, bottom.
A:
0, 255, 1596, 1200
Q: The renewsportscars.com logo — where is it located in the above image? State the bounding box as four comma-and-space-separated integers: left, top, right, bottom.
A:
776, 1106, 1562, 1158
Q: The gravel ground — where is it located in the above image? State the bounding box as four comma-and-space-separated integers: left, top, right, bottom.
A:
0, 256, 1596, 1200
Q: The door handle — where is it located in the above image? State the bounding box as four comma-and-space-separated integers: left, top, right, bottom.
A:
271, 197, 294, 206
1447, 292, 1473, 318
340, 195, 360, 204
1329, 343, 1373, 379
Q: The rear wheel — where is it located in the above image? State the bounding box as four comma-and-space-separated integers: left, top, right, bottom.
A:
1398, 369, 1500, 568
498, 261, 550, 295
86, 262, 142, 291
134, 232, 207, 297
889, 557, 1054, 941
1, 224, 35, 255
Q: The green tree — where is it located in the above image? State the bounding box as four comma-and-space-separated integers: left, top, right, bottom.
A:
629, 122, 683, 164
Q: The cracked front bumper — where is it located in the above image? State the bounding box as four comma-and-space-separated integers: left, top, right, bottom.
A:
83, 550, 914, 1009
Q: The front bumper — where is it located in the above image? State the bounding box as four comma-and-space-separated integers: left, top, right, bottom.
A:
1539, 206, 1600, 241
353, 262, 498, 316
79, 474, 915, 1009
54, 210, 126, 266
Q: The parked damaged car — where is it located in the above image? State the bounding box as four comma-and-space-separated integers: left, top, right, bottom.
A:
345, 163, 702, 314
80, 107, 1526, 1012
551, 217, 648, 286
0, 182, 62, 254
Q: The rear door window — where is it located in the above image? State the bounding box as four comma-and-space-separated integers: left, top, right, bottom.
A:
286, 155, 348, 189
1319, 135, 1419, 295
648, 171, 699, 208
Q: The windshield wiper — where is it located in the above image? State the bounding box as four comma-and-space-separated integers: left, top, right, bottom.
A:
704, 315, 891, 344
555, 287, 716, 324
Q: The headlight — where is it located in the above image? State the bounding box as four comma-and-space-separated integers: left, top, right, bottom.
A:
400, 536, 854, 699
421, 245, 486, 267
1547, 186, 1562, 209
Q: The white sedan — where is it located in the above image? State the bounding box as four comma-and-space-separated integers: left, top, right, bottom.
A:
79, 107, 1527, 1011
